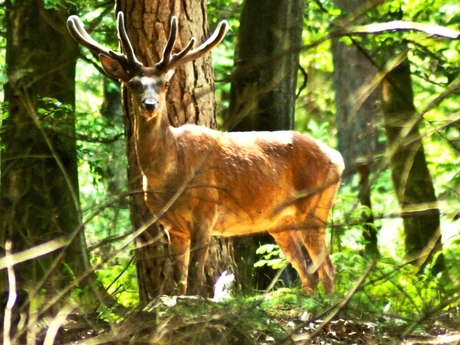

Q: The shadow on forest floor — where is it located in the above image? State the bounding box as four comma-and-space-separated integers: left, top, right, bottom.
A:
11, 291, 460, 345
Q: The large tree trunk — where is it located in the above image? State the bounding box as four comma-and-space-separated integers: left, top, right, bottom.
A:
226, 0, 305, 293
1, 1, 88, 293
381, 59, 444, 274
331, 0, 381, 257
116, 0, 235, 303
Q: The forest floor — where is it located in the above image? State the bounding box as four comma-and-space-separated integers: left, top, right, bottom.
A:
28, 291, 460, 345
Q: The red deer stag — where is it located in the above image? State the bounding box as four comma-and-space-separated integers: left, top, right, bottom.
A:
67, 12, 344, 295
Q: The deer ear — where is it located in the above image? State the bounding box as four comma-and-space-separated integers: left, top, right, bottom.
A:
99, 54, 130, 81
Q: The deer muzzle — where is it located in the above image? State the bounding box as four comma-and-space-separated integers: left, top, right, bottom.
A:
141, 100, 159, 112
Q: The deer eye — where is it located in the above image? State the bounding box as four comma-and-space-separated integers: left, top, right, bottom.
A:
164, 81, 170, 89
127, 79, 144, 93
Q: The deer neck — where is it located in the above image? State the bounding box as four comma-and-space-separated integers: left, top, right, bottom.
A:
134, 106, 178, 178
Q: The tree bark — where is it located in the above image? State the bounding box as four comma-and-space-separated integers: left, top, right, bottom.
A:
116, 0, 235, 303
226, 0, 305, 293
381, 59, 444, 274
1, 0, 88, 293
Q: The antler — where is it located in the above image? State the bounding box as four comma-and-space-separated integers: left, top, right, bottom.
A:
157, 16, 229, 71
68, 12, 229, 73
67, 12, 142, 72
115, 12, 142, 68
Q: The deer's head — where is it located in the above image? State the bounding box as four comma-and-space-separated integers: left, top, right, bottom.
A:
67, 12, 229, 118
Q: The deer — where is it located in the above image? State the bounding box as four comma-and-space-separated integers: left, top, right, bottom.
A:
67, 12, 344, 296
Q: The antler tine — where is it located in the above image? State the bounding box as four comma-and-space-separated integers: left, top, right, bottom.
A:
157, 17, 229, 72
156, 16, 179, 71
67, 14, 142, 72
67, 16, 115, 58
116, 12, 142, 68
169, 38, 196, 64
166, 20, 229, 71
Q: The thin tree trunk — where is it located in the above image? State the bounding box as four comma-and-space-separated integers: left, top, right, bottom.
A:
331, 0, 381, 257
116, 0, 235, 303
226, 0, 305, 293
381, 59, 444, 274
1, 0, 88, 293
357, 161, 378, 258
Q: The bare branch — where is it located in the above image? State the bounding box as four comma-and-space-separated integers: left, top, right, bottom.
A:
344, 20, 460, 39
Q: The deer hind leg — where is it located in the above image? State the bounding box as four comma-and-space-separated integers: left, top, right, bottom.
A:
297, 182, 340, 294
269, 220, 319, 294
298, 224, 334, 294
169, 232, 191, 295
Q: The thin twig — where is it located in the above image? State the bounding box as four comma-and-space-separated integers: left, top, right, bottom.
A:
3, 241, 15, 345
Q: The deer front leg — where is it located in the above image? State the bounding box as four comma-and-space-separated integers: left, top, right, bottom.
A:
169, 232, 191, 295
187, 224, 212, 296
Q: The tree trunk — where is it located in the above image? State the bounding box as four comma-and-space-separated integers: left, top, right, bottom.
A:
227, 1, 304, 131
226, 0, 305, 293
116, 0, 235, 303
331, 39, 382, 171
381, 59, 444, 274
357, 161, 378, 258
331, 0, 381, 257
1, 0, 88, 293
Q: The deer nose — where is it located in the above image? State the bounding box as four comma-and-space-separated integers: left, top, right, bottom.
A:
142, 100, 159, 112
